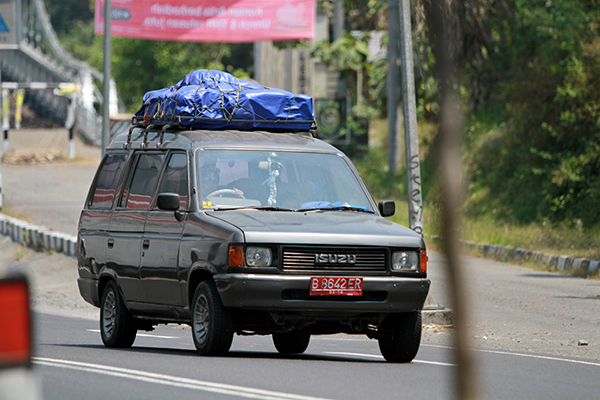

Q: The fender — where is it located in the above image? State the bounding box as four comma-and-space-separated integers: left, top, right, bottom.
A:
185, 261, 218, 308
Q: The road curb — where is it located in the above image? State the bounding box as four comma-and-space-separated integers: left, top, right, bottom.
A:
423, 306, 454, 326
428, 235, 600, 277
0, 213, 77, 258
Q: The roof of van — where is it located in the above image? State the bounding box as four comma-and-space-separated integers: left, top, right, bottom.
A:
107, 128, 340, 154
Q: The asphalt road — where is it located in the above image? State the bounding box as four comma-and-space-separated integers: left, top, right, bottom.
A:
2, 157, 99, 236
34, 313, 600, 400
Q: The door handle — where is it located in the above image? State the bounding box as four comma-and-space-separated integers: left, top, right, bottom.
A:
107, 239, 114, 248
142, 239, 150, 250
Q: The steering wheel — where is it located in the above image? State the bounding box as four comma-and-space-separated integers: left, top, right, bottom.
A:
206, 188, 245, 199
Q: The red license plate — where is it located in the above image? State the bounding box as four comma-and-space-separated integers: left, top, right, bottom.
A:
310, 277, 363, 296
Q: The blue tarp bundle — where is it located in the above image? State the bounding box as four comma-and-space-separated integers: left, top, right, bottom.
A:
134, 70, 315, 131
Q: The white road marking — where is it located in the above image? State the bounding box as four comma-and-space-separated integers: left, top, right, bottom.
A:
33, 357, 332, 400
477, 349, 600, 367
422, 344, 600, 368
412, 360, 456, 367
324, 351, 383, 359
86, 329, 177, 339
323, 351, 456, 367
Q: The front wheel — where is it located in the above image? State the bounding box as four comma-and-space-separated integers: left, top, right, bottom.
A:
100, 281, 137, 348
272, 332, 311, 354
377, 311, 422, 363
191, 281, 235, 356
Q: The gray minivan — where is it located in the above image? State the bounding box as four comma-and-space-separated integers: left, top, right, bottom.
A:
77, 126, 430, 363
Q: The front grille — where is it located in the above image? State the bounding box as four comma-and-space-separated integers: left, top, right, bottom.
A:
282, 246, 387, 273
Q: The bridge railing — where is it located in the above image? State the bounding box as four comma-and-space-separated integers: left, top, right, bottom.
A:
0, 0, 122, 145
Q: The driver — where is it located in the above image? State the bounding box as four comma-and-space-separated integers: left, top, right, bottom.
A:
200, 163, 244, 201
200, 164, 221, 198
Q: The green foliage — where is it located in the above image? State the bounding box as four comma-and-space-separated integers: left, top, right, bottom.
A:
351, 146, 405, 200
312, 35, 369, 72
45, 0, 94, 35
57, 20, 100, 62
465, 0, 600, 227
312, 32, 388, 117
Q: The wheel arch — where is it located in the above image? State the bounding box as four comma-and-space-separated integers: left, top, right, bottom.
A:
187, 264, 216, 307
98, 271, 120, 308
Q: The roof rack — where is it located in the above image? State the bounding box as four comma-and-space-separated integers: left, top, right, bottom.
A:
121, 119, 318, 149
124, 124, 177, 149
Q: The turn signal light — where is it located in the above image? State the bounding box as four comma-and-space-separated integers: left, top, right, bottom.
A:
420, 250, 429, 273
0, 274, 32, 368
229, 245, 244, 267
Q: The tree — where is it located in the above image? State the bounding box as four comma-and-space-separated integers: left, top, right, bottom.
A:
463, 0, 600, 226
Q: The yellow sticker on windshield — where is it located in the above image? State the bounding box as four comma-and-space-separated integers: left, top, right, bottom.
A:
203, 201, 213, 208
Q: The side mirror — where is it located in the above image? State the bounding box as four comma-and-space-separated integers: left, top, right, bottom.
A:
378, 200, 395, 217
157, 193, 181, 211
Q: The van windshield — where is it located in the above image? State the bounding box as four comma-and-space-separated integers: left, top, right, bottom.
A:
197, 150, 374, 212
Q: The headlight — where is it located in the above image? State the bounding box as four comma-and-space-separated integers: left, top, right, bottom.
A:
245, 247, 272, 267
392, 251, 419, 271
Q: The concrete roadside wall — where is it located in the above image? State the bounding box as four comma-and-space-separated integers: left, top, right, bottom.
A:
0, 213, 77, 258
429, 235, 600, 277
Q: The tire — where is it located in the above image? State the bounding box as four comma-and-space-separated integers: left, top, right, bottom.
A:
272, 332, 311, 354
377, 311, 422, 363
191, 281, 235, 356
100, 281, 137, 348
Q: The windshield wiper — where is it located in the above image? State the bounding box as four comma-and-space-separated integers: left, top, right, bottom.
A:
211, 206, 296, 212
300, 206, 374, 213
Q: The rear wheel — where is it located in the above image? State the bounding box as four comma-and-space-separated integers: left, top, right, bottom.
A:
272, 332, 311, 354
191, 281, 235, 356
377, 311, 422, 363
100, 281, 137, 348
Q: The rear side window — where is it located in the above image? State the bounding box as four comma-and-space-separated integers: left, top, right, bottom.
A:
89, 154, 127, 208
123, 153, 166, 209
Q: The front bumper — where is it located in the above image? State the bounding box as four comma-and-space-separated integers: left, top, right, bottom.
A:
214, 273, 430, 313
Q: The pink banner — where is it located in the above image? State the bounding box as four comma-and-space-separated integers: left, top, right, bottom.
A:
95, 0, 315, 43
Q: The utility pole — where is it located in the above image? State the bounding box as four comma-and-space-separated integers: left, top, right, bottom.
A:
387, 0, 400, 177
334, 0, 344, 40
101, 0, 112, 156
253, 42, 261, 83
398, 0, 423, 236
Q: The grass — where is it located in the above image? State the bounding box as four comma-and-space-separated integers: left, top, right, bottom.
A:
0, 203, 35, 223
389, 200, 600, 260
359, 117, 600, 273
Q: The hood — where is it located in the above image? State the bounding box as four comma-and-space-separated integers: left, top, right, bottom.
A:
207, 209, 423, 247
